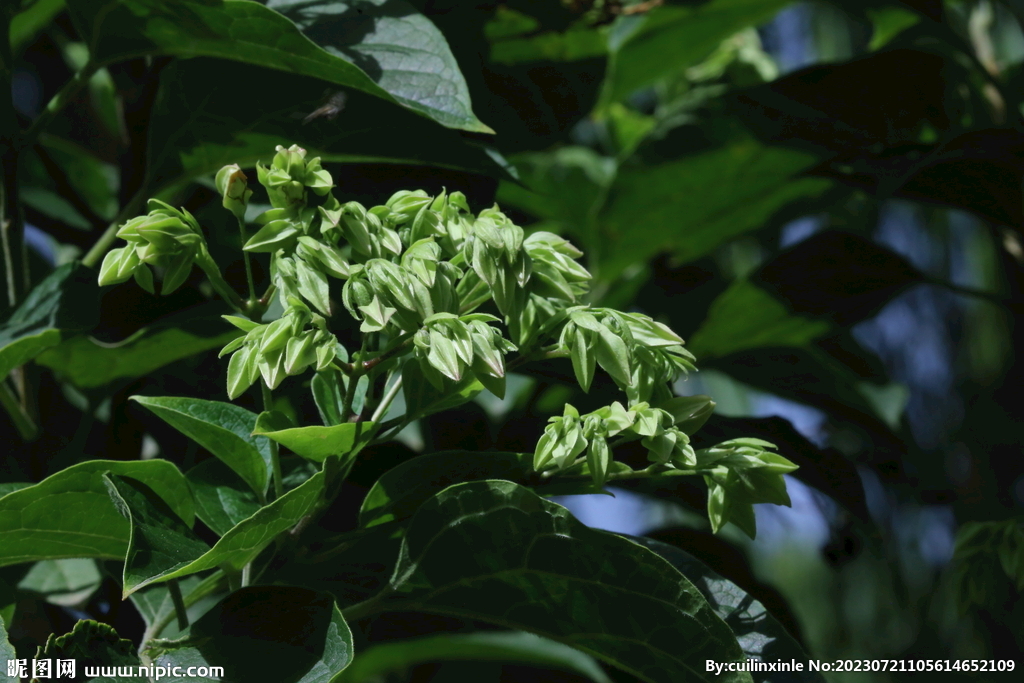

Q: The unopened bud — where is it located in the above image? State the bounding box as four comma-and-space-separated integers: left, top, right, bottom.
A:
216, 164, 253, 220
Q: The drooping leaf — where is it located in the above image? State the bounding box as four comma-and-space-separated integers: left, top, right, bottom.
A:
145, 57, 508, 200
378, 480, 751, 683
186, 459, 262, 537
253, 420, 375, 463
687, 280, 831, 360
359, 451, 534, 528
150, 587, 353, 683
64, 0, 487, 131
626, 536, 824, 682
266, 0, 491, 132
17, 558, 102, 607
0, 460, 193, 567
337, 631, 611, 683
10, 0, 65, 56
104, 474, 212, 597
601, 0, 791, 106
36, 307, 242, 389
752, 231, 924, 327
132, 396, 272, 498
113, 471, 325, 593
0, 261, 99, 381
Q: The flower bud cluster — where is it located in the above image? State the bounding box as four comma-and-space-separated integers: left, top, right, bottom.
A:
411, 312, 517, 397
218, 299, 337, 399
98, 199, 208, 295
256, 144, 332, 210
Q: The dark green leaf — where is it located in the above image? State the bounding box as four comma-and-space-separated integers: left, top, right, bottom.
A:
267, 0, 491, 132
104, 474, 212, 597
186, 459, 262, 537
151, 586, 353, 683
626, 537, 824, 683
10, 0, 65, 56
65, 0, 486, 131
145, 57, 508, 199
0, 262, 99, 380
687, 281, 830, 360
337, 631, 611, 683
312, 368, 345, 426
118, 471, 325, 590
401, 358, 483, 421
379, 480, 751, 683
34, 620, 141, 679
17, 558, 102, 607
253, 420, 375, 463
36, 306, 241, 389
359, 451, 534, 528
0, 460, 193, 567
601, 0, 791, 105
0, 482, 30, 498
130, 575, 221, 640
132, 396, 272, 498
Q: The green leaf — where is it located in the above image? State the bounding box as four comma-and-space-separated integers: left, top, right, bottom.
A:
119, 471, 325, 592
186, 459, 262, 537
253, 421, 375, 463
145, 57, 508, 207
687, 281, 830, 359
10, 0, 65, 56
360, 451, 534, 528
132, 396, 272, 498
268, 0, 491, 132
0, 459, 193, 567
65, 0, 486, 131
35, 620, 141, 681
601, 0, 791, 106
312, 368, 345, 426
103, 474, 212, 597
130, 575, 221, 640
627, 537, 824, 682
0, 608, 14, 683
598, 139, 830, 278
0, 261, 99, 381
17, 558, 102, 607
490, 27, 607, 65
379, 480, 751, 683
401, 358, 484, 421
150, 587, 353, 683
0, 482, 31, 498
36, 305, 242, 388
337, 631, 611, 683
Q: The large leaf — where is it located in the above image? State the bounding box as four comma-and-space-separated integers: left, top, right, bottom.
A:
253, 419, 375, 463
266, 0, 489, 132
132, 396, 272, 499
33, 620, 141, 682
628, 536, 825, 683
64, 0, 487, 131
0, 261, 99, 380
104, 474, 212, 597
110, 471, 325, 594
359, 450, 534, 528
0, 460, 193, 567
375, 480, 751, 683
36, 310, 241, 389
601, 0, 791, 106
337, 631, 611, 683
686, 280, 831, 360
151, 586, 353, 683
598, 138, 830, 277
186, 459, 262, 537
145, 57, 509, 197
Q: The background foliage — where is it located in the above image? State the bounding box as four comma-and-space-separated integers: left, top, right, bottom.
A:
2, 0, 1024, 681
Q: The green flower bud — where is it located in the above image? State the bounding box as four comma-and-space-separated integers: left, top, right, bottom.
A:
386, 190, 431, 222
98, 247, 140, 287
215, 164, 253, 220
284, 332, 318, 375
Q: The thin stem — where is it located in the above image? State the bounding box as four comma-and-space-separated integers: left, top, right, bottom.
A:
371, 374, 403, 423
340, 588, 396, 622
20, 63, 99, 152
141, 572, 227, 648
507, 346, 571, 372
197, 248, 245, 313
261, 382, 284, 500
0, 379, 36, 440
241, 562, 252, 588
166, 580, 189, 631
237, 215, 257, 302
